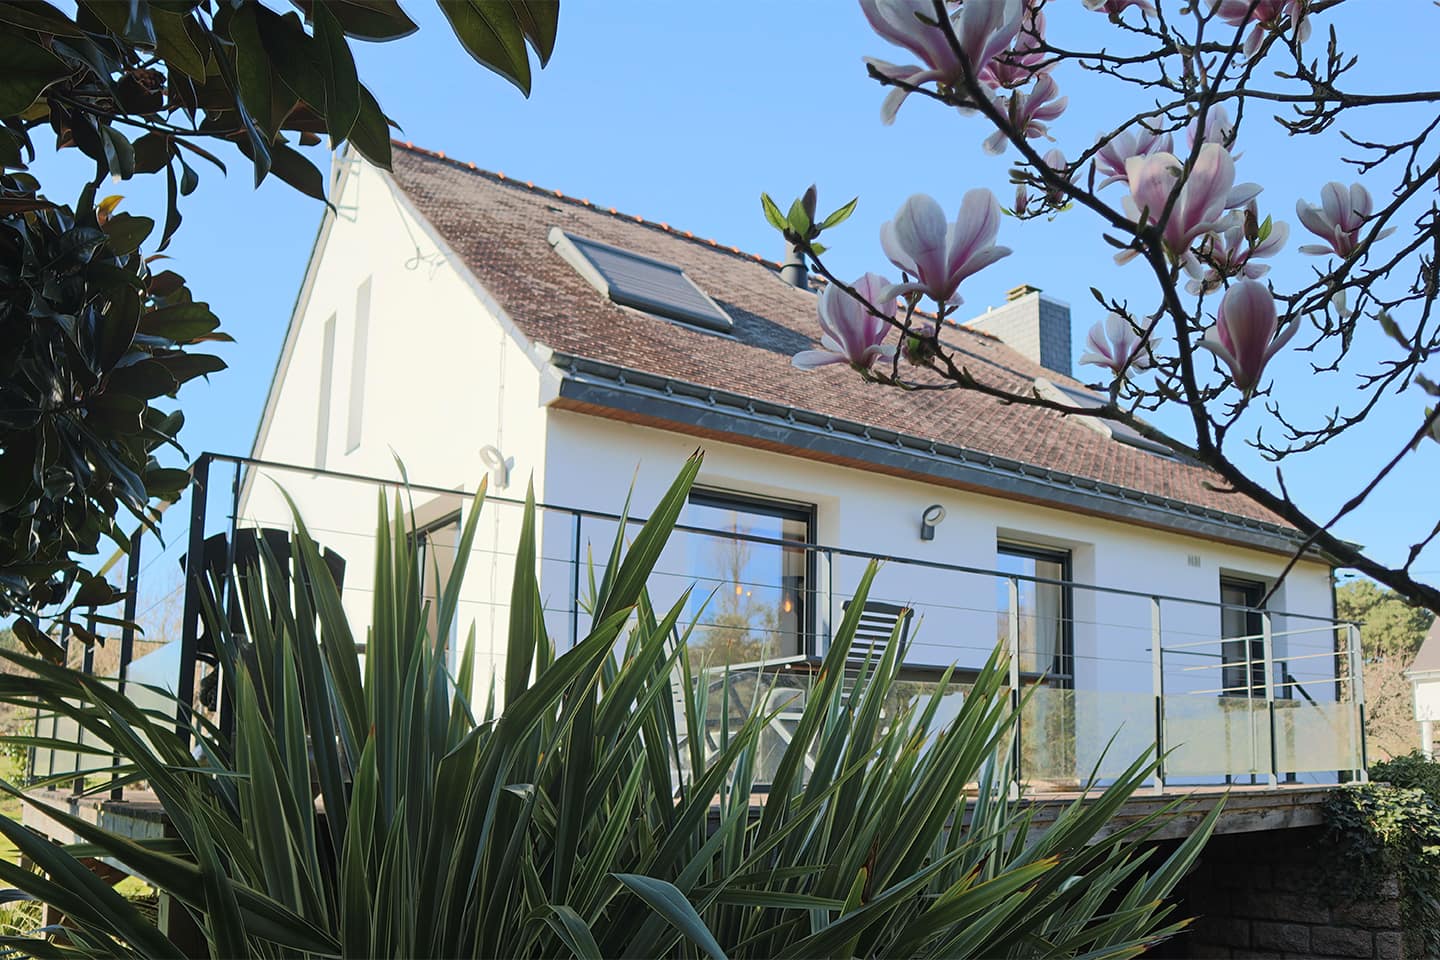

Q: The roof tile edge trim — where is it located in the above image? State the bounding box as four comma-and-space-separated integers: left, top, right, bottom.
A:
548, 351, 1312, 548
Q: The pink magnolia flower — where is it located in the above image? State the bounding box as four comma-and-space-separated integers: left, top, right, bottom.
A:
1186, 104, 1237, 153
1079, 313, 1155, 375
982, 73, 1067, 155
881, 190, 1012, 305
1093, 125, 1173, 189
1295, 181, 1393, 258
792, 273, 898, 372
1122, 143, 1246, 258
1183, 204, 1289, 294
1212, 0, 1310, 58
956, 0, 1026, 74
861, 0, 1023, 123
1083, 0, 1158, 16
1199, 279, 1297, 392
980, 0, 1049, 89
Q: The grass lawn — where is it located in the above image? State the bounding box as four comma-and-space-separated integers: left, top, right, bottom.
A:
0, 750, 23, 866
0, 744, 153, 905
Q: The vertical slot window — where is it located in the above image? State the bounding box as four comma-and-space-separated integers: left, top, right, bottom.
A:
315, 314, 336, 469
346, 278, 371, 453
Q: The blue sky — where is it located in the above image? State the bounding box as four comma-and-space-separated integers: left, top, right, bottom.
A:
41, 0, 1438, 583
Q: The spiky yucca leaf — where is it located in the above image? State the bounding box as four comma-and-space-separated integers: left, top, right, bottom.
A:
0, 454, 1216, 958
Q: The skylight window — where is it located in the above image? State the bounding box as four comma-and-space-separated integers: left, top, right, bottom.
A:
1047, 381, 1179, 459
548, 227, 733, 334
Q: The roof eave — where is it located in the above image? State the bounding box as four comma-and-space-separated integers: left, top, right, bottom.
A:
546, 352, 1331, 562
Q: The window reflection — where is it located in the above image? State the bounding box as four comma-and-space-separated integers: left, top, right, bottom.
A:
995, 543, 1072, 681
685, 492, 813, 667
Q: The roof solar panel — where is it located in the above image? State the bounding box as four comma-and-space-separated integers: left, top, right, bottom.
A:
548, 228, 733, 334
1051, 383, 1178, 458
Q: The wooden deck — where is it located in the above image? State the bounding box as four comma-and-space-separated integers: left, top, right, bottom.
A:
22, 782, 1339, 850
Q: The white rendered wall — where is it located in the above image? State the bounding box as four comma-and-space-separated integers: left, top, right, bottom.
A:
540, 410, 1344, 783
240, 161, 553, 708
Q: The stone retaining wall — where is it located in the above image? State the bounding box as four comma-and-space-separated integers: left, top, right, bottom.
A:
1155, 826, 1405, 959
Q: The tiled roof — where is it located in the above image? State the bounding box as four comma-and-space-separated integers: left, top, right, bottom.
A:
1410, 621, 1440, 676
385, 141, 1290, 533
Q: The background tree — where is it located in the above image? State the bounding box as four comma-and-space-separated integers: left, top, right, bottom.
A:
1337, 579, 1435, 758
0, 0, 559, 652
769, 0, 1440, 615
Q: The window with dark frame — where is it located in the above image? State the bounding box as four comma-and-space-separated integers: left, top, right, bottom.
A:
1220, 577, 1266, 698
684, 490, 815, 665
995, 541, 1074, 686
411, 511, 462, 669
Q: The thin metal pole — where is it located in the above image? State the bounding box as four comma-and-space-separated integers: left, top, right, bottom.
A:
1261, 611, 1278, 788
111, 530, 142, 801
218, 460, 241, 743
1007, 576, 1022, 796
1151, 597, 1165, 795
176, 455, 211, 747
569, 511, 582, 651
1350, 623, 1369, 782
824, 549, 836, 657
74, 612, 96, 796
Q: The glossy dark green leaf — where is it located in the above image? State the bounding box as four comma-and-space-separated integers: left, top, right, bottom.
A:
347, 82, 392, 169
296, 0, 419, 41
101, 212, 154, 256
267, 141, 327, 201
151, 7, 207, 78
152, 351, 226, 384
137, 301, 219, 341
131, 132, 172, 174
0, 33, 68, 115
107, 359, 180, 400
0, 1, 83, 36
99, 125, 136, 179
9, 619, 63, 664
228, 4, 273, 133
142, 466, 191, 497
511, 0, 559, 66
313, 2, 361, 145
437, 0, 533, 96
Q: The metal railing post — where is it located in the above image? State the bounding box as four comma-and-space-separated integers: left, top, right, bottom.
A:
74, 611, 96, 796
1350, 622, 1368, 782
1261, 611, 1278, 788
829, 552, 840, 656
111, 529, 142, 800
217, 460, 241, 745
569, 511, 582, 651
1007, 576, 1022, 797
176, 454, 211, 747
1151, 597, 1165, 795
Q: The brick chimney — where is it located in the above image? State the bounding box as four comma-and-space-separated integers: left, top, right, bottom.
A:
965, 284, 1072, 377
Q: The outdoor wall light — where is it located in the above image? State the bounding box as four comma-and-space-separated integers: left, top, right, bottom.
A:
479, 444, 512, 490
920, 503, 947, 541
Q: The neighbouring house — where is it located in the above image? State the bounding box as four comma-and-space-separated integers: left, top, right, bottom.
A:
1408, 621, 1440, 758
237, 141, 1362, 797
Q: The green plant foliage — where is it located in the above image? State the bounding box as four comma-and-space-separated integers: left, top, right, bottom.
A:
0, 0, 558, 623
1372, 750, 1440, 797
1323, 781, 1440, 959
0, 457, 1217, 957
1337, 579, 1435, 662
0, 181, 220, 638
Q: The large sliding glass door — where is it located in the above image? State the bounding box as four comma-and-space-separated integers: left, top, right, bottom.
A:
685, 491, 814, 667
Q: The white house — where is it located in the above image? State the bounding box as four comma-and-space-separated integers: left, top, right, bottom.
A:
237, 142, 1363, 791
1408, 621, 1440, 759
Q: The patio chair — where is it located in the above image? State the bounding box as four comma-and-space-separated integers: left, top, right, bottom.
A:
840, 599, 914, 667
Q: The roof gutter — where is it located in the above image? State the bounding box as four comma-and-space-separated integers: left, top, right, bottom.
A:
546, 352, 1334, 562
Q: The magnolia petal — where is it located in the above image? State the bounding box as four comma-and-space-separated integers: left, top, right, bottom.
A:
792, 349, 846, 370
